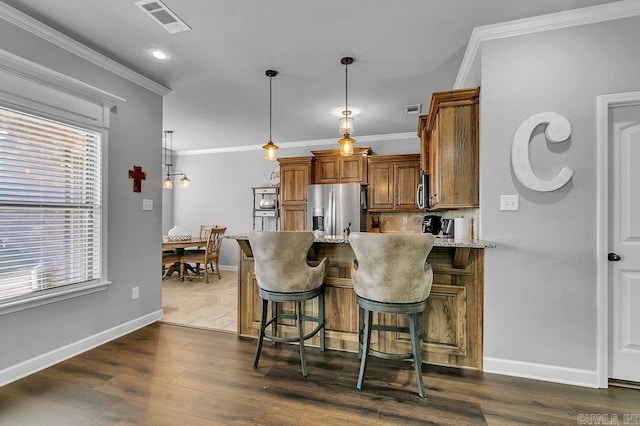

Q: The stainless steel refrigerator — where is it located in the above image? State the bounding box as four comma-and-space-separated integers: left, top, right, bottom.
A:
306, 183, 367, 238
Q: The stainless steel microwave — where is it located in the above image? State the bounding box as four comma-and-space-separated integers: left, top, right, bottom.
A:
416, 174, 429, 210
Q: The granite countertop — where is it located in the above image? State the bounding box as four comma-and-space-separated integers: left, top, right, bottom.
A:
225, 233, 495, 249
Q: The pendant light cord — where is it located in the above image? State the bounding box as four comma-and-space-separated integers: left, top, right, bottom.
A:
269, 74, 273, 142
345, 60, 348, 121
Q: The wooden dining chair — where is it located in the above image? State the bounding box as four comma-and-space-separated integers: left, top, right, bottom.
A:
181, 227, 226, 282
197, 225, 218, 272
162, 250, 182, 279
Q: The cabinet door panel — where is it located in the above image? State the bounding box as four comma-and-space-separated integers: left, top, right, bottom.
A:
339, 156, 364, 182
281, 205, 307, 231
316, 157, 339, 183
368, 162, 394, 210
395, 161, 420, 210
280, 165, 309, 204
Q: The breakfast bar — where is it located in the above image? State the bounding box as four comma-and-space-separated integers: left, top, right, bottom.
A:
227, 234, 494, 370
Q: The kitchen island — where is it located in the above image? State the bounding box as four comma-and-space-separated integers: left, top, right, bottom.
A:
227, 234, 495, 370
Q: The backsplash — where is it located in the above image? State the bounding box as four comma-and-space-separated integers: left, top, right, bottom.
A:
367, 208, 479, 238
367, 212, 424, 233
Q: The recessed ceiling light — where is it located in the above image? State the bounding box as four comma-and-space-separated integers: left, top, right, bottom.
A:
148, 48, 170, 60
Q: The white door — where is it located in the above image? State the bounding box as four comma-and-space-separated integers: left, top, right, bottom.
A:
609, 105, 640, 382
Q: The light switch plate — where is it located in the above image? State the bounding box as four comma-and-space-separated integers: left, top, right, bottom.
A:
142, 199, 153, 211
500, 195, 519, 211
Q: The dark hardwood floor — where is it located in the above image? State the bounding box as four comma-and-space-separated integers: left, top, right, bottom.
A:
1, 323, 638, 425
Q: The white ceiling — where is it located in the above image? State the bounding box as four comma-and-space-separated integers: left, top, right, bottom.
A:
1, 0, 619, 152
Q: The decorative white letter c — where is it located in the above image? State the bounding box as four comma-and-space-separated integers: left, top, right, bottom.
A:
511, 112, 573, 192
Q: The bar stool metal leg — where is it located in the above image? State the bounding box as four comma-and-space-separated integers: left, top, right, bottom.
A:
319, 291, 326, 352
297, 301, 308, 377
409, 312, 425, 398
253, 298, 269, 369
357, 308, 373, 390
271, 301, 278, 347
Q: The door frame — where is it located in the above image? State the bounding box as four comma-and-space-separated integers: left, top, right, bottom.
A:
596, 90, 640, 388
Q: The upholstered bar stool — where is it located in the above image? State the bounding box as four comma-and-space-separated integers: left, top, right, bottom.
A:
248, 231, 328, 377
348, 232, 435, 397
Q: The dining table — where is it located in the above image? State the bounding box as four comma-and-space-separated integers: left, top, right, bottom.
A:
162, 237, 207, 280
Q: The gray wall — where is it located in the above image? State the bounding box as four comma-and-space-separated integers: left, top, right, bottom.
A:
171, 137, 420, 267
0, 21, 163, 372
480, 16, 640, 373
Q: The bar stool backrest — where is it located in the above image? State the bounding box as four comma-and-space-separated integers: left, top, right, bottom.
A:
349, 232, 435, 304
248, 231, 327, 293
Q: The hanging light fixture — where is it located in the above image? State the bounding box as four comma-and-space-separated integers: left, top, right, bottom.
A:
338, 57, 355, 157
162, 130, 190, 189
263, 69, 279, 161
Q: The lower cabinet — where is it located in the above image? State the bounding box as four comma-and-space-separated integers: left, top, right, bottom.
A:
237, 241, 484, 370
280, 205, 307, 232
278, 156, 315, 231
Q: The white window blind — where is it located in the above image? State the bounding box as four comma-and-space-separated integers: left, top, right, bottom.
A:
0, 107, 102, 300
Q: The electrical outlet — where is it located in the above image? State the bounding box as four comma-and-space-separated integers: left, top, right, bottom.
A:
500, 195, 519, 211
402, 216, 408, 224
132, 286, 139, 299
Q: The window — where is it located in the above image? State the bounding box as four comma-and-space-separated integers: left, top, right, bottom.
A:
0, 106, 102, 301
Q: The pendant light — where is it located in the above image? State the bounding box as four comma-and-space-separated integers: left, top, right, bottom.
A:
162, 130, 190, 189
338, 57, 355, 156
263, 70, 279, 161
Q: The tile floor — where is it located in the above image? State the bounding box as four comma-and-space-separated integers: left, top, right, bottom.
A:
161, 269, 237, 333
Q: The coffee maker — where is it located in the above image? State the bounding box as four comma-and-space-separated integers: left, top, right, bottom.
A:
422, 215, 442, 235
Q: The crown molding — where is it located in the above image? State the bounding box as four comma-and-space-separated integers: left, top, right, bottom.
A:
0, 48, 126, 109
178, 132, 417, 156
0, 3, 171, 96
454, 0, 640, 89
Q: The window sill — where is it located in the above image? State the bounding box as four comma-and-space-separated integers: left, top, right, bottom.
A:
0, 280, 112, 316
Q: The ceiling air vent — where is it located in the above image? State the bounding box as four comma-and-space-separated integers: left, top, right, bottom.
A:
404, 104, 422, 115
135, 0, 191, 34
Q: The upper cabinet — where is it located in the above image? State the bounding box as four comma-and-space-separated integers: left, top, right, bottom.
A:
368, 154, 421, 211
424, 88, 479, 211
417, 114, 429, 175
311, 147, 371, 184
278, 156, 315, 230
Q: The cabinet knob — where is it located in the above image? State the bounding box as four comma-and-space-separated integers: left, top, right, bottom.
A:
608, 252, 621, 262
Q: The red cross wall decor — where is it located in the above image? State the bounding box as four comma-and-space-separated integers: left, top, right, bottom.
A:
128, 165, 147, 193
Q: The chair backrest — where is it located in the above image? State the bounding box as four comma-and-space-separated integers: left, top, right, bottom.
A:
205, 227, 226, 260
248, 231, 327, 293
200, 225, 218, 240
348, 232, 435, 304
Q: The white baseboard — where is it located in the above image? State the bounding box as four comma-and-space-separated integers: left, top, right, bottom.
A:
483, 357, 601, 388
219, 264, 238, 272
0, 309, 163, 387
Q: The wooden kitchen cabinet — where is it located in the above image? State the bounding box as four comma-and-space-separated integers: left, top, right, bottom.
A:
417, 114, 429, 174
425, 87, 479, 210
311, 147, 371, 184
277, 156, 315, 230
367, 154, 421, 211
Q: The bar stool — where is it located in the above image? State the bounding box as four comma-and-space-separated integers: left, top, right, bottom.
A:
348, 232, 435, 397
248, 230, 328, 377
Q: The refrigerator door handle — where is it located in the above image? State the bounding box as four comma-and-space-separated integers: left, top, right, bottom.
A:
327, 190, 334, 237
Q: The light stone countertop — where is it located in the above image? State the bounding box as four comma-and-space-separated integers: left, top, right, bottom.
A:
225, 233, 495, 249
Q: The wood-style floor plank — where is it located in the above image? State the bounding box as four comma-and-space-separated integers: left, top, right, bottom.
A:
1, 322, 639, 425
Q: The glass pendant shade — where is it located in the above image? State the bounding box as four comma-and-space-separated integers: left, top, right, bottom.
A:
339, 134, 355, 156
180, 175, 190, 189
163, 176, 173, 189
339, 112, 353, 136
263, 141, 278, 161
